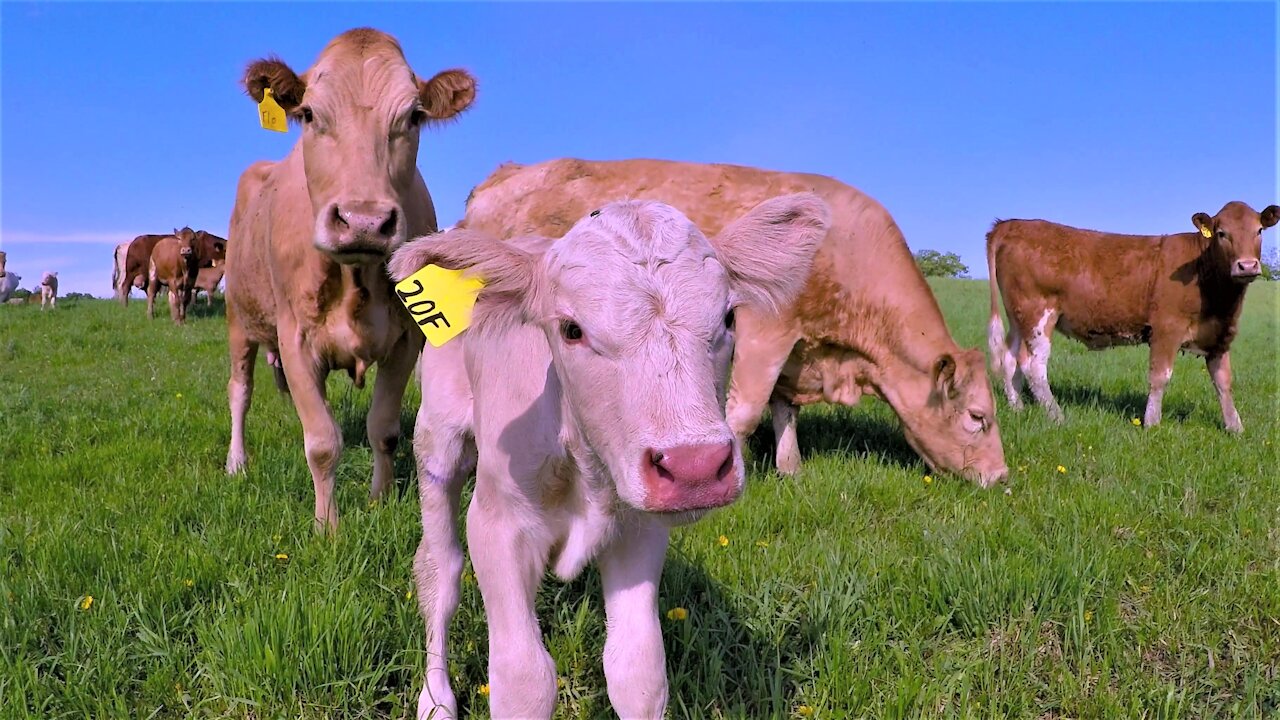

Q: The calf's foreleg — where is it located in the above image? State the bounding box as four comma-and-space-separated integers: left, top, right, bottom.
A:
1207, 352, 1242, 433
599, 519, 671, 719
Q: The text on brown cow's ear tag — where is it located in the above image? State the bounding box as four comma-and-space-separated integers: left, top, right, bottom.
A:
395, 264, 485, 347
1200, 225, 1212, 239
258, 89, 288, 133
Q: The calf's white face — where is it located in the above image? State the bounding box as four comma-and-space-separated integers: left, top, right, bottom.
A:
390, 194, 829, 519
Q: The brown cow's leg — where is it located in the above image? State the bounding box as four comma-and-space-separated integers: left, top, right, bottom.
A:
725, 308, 800, 455
226, 314, 258, 474
1207, 352, 1242, 433
367, 333, 420, 501
278, 330, 342, 532
168, 286, 182, 324
1142, 337, 1177, 428
1019, 307, 1063, 422
770, 396, 802, 475
146, 279, 158, 320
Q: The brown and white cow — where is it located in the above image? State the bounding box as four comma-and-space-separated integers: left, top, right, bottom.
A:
987, 201, 1279, 431
224, 27, 475, 531
459, 158, 1008, 486
117, 232, 178, 304
390, 194, 828, 720
147, 228, 204, 324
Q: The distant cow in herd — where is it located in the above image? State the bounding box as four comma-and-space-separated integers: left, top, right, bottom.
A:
146, 228, 226, 325
460, 158, 1010, 486
987, 201, 1279, 432
0, 252, 19, 303
116, 228, 225, 307
224, 28, 475, 531
39, 272, 58, 309
391, 194, 829, 720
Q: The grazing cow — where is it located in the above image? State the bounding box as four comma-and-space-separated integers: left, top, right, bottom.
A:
987, 201, 1279, 432
460, 158, 1008, 485
0, 252, 19, 303
224, 27, 476, 531
147, 229, 203, 324
39, 272, 58, 309
391, 194, 829, 720
118, 232, 181, 305
111, 241, 131, 296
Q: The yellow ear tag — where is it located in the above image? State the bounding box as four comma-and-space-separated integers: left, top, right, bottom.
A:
395, 264, 485, 347
258, 88, 288, 133
1200, 225, 1212, 239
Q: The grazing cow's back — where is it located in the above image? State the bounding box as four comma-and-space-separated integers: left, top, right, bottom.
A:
119, 233, 172, 305
987, 201, 1279, 431
391, 194, 829, 720
461, 158, 1007, 486
223, 27, 476, 531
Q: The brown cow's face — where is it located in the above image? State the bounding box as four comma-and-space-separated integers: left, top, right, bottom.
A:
194, 231, 227, 268
242, 28, 475, 265
175, 227, 198, 259
1193, 201, 1280, 284
898, 349, 1008, 487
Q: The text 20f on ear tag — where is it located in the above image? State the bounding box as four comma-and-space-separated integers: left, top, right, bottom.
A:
1200, 225, 1212, 239
258, 88, 288, 133
395, 264, 485, 347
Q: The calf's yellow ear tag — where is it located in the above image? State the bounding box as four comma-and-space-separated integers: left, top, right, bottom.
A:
258, 88, 288, 133
1200, 225, 1213, 239
395, 264, 485, 347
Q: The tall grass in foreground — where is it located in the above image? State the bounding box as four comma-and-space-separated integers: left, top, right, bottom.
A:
0, 282, 1276, 719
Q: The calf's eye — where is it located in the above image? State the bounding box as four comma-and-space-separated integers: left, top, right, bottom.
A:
300, 106, 314, 123
561, 320, 584, 343
724, 309, 735, 331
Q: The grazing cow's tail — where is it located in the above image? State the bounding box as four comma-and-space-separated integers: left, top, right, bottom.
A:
985, 221, 1008, 377
111, 248, 120, 294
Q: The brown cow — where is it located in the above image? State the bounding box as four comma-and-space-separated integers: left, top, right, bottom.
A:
192, 265, 225, 306
224, 27, 476, 531
147, 228, 201, 324
987, 201, 1279, 432
460, 158, 1008, 486
118, 231, 183, 305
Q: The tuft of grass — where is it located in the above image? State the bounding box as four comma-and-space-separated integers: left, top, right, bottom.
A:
0, 283, 1276, 719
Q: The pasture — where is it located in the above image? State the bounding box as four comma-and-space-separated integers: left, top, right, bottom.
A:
1, 280, 1276, 719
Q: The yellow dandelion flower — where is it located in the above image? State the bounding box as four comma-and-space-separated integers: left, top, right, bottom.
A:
406, 589, 413, 601
666, 607, 689, 621
1056, 465, 1066, 474
1017, 465, 1027, 472
1139, 585, 1151, 594
78, 595, 94, 611
755, 540, 769, 549
797, 705, 815, 717
1132, 418, 1142, 426
175, 392, 183, 399
272, 534, 282, 544
478, 683, 490, 697
923, 475, 933, 485
1084, 610, 1093, 622
718, 535, 729, 547
557, 676, 566, 690
183, 578, 194, 588
274, 553, 289, 561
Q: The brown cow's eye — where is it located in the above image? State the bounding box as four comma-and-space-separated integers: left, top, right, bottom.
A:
561, 321, 584, 343
1217, 230, 1228, 240
409, 108, 427, 127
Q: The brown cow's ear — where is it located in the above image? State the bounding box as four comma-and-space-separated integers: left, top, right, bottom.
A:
933, 353, 959, 399
243, 56, 306, 111
1260, 205, 1280, 229
418, 69, 477, 121
1191, 212, 1214, 237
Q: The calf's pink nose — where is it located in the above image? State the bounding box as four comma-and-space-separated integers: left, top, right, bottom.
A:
642, 441, 740, 513
652, 442, 734, 486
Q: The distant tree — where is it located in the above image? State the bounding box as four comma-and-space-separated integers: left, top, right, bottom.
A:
64, 292, 94, 300
12, 288, 31, 299
1261, 247, 1279, 281
913, 249, 970, 278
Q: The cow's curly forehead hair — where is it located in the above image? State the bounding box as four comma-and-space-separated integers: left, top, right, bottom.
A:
548, 201, 715, 270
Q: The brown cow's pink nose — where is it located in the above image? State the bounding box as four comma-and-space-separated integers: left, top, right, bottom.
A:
642, 441, 740, 512
327, 201, 399, 245
1233, 259, 1261, 277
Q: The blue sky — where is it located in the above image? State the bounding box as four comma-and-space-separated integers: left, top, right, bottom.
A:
2, 2, 1275, 297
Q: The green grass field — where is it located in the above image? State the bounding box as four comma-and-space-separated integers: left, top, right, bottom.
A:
1, 280, 1277, 719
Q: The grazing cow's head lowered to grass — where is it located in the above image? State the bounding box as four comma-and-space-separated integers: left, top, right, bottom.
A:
1192, 201, 1280, 283
392, 194, 830, 519
241, 28, 476, 264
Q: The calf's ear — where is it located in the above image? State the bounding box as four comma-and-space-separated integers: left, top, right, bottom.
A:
709, 193, 831, 313
1191, 212, 1214, 236
243, 56, 307, 113
1260, 205, 1280, 229
388, 228, 546, 320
